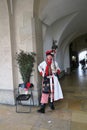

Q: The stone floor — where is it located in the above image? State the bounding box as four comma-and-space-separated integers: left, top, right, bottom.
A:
0, 67, 87, 130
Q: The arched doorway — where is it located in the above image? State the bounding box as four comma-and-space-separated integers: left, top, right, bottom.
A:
79, 50, 87, 71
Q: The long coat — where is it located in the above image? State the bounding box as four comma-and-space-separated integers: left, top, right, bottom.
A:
38, 61, 63, 101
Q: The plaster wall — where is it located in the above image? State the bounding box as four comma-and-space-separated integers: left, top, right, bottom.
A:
64, 46, 70, 72
14, 0, 34, 52
0, 0, 13, 90
0, 0, 36, 105
13, 0, 44, 105
43, 14, 76, 70
0, 0, 14, 104
13, 0, 34, 85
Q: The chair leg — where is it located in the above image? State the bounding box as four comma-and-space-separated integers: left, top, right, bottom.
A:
16, 100, 21, 113
31, 91, 34, 106
29, 98, 32, 112
16, 100, 18, 113
32, 94, 34, 106
29, 95, 34, 112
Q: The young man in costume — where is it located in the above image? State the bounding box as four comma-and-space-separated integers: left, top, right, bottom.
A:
37, 49, 63, 113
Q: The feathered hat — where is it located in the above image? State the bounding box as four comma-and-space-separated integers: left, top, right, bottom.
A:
46, 49, 56, 56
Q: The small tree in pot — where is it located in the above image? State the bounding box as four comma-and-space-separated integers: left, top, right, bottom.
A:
16, 50, 36, 88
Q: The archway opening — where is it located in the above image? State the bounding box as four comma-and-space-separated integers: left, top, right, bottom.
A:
79, 50, 87, 61
79, 50, 87, 71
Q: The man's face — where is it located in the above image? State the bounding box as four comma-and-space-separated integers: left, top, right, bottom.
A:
46, 55, 53, 65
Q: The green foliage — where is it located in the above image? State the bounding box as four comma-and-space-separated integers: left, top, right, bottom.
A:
16, 50, 36, 83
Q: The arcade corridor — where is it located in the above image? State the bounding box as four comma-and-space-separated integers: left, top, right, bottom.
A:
0, 1, 87, 129
0, 68, 87, 130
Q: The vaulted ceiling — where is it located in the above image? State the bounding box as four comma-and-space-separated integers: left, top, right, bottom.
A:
39, 0, 87, 40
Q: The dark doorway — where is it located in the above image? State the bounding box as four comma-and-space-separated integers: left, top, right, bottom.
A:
69, 43, 79, 71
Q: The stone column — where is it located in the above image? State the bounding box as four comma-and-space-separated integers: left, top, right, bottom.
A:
32, 17, 44, 105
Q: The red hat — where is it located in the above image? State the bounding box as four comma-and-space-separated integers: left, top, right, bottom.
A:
46, 49, 56, 56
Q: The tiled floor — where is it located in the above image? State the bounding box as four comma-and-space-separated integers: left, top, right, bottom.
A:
0, 67, 87, 130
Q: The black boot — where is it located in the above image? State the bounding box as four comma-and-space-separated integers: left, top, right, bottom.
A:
50, 102, 55, 110
37, 104, 45, 113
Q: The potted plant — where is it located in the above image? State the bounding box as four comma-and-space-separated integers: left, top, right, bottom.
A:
16, 50, 36, 89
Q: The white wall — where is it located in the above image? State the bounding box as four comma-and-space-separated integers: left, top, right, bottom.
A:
0, 0, 15, 105
0, 0, 36, 105
43, 13, 77, 71
64, 46, 70, 72
13, 0, 34, 85
0, 0, 13, 90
